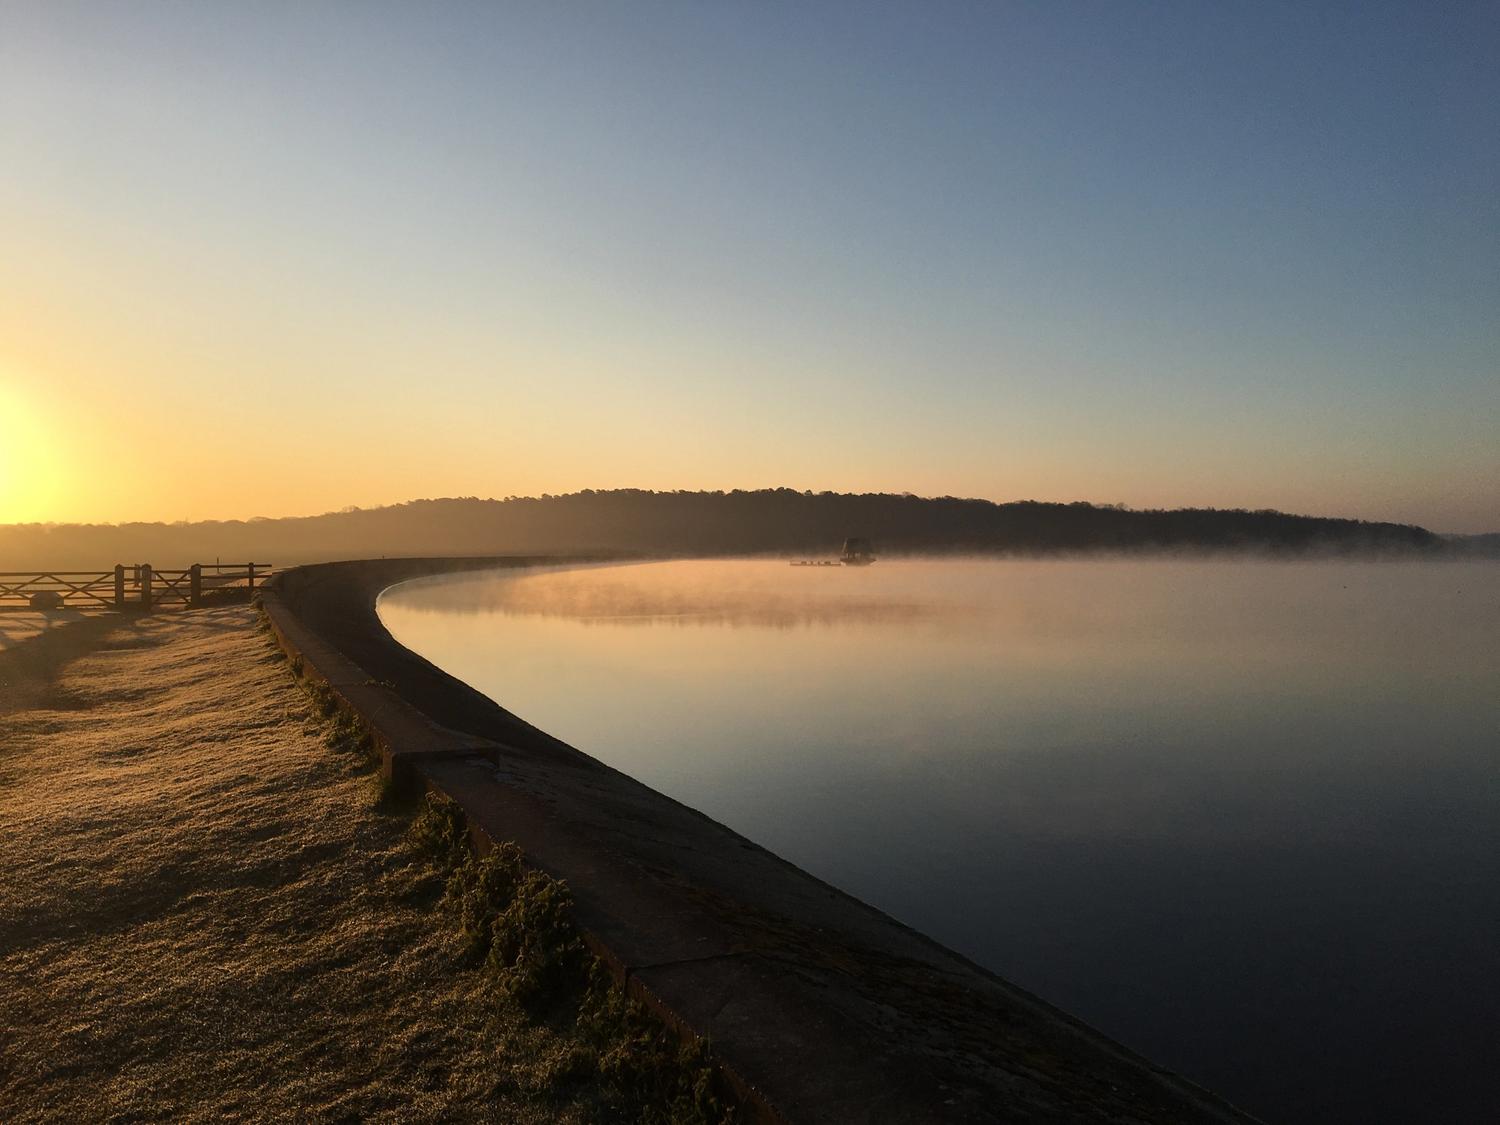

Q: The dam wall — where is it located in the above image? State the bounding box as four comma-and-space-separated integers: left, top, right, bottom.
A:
261, 557, 1258, 1124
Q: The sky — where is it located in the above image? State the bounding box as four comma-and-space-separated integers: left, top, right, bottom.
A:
2, 2, 1496, 531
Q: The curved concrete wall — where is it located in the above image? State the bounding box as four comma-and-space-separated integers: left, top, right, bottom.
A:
262, 557, 1259, 1125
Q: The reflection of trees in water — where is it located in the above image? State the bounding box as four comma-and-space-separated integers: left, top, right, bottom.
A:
390, 573, 957, 630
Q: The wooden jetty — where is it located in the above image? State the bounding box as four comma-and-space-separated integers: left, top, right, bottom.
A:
790, 538, 877, 567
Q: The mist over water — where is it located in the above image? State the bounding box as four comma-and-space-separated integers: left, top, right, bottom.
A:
380, 558, 1500, 1124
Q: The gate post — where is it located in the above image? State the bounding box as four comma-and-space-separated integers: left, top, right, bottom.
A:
247, 562, 256, 594
190, 564, 202, 607
115, 565, 126, 610
141, 564, 153, 610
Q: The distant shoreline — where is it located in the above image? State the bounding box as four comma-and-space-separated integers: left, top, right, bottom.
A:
4, 488, 1485, 571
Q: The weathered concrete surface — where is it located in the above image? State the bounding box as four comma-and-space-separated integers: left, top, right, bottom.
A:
263, 558, 1262, 1125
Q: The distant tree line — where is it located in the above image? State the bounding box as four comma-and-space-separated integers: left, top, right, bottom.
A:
0, 488, 1462, 570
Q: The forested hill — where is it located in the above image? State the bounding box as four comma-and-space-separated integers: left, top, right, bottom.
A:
0, 490, 1449, 570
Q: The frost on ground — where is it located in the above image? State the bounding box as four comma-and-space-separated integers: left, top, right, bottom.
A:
0, 613, 54, 652
0, 605, 621, 1122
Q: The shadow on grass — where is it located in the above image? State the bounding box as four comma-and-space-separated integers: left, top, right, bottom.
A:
0, 611, 139, 715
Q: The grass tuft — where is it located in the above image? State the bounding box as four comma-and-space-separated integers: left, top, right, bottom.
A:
408, 794, 736, 1123
407, 789, 470, 872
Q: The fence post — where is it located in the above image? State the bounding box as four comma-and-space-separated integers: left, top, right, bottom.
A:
190, 564, 202, 607
115, 565, 126, 610
247, 563, 256, 594
141, 564, 153, 610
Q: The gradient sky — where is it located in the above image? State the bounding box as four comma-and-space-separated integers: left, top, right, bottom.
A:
2, 2, 1496, 530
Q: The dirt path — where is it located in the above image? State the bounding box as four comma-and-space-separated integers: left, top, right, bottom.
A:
0, 606, 611, 1122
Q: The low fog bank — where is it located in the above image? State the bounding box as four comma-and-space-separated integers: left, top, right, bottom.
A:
0, 488, 1466, 570
1446, 532, 1500, 558
386, 555, 1500, 647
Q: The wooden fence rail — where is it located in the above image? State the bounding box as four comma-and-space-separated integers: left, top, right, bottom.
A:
0, 563, 272, 612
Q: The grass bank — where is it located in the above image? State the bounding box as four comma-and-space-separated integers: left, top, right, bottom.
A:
0, 603, 732, 1122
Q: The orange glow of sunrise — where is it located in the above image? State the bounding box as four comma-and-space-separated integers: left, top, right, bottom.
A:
0, 373, 68, 525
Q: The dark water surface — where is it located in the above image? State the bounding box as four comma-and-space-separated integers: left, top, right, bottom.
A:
379, 558, 1500, 1124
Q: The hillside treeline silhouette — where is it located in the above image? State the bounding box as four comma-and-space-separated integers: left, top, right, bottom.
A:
0, 490, 1452, 570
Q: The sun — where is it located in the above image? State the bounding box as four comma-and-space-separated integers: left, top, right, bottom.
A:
0, 375, 65, 524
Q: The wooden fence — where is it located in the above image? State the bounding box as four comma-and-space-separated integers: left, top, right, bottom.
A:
0, 563, 272, 612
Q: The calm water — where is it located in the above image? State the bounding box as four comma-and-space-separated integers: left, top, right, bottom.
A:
379, 558, 1500, 1124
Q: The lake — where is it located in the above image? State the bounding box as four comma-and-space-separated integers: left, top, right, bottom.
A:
378, 557, 1500, 1124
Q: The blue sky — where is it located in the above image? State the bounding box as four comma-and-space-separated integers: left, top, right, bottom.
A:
2, 2, 1496, 528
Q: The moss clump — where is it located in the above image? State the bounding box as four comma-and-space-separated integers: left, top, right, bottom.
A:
408, 794, 736, 1124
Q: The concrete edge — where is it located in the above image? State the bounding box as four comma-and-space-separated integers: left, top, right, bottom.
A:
256, 578, 784, 1122
255, 559, 1266, 1125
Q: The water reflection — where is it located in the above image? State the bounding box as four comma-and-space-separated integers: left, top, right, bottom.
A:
380, 558, 1500, 1125
384, 561, 961, 629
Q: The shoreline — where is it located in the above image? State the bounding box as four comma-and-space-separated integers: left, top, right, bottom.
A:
264, 556, 1260, 1123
